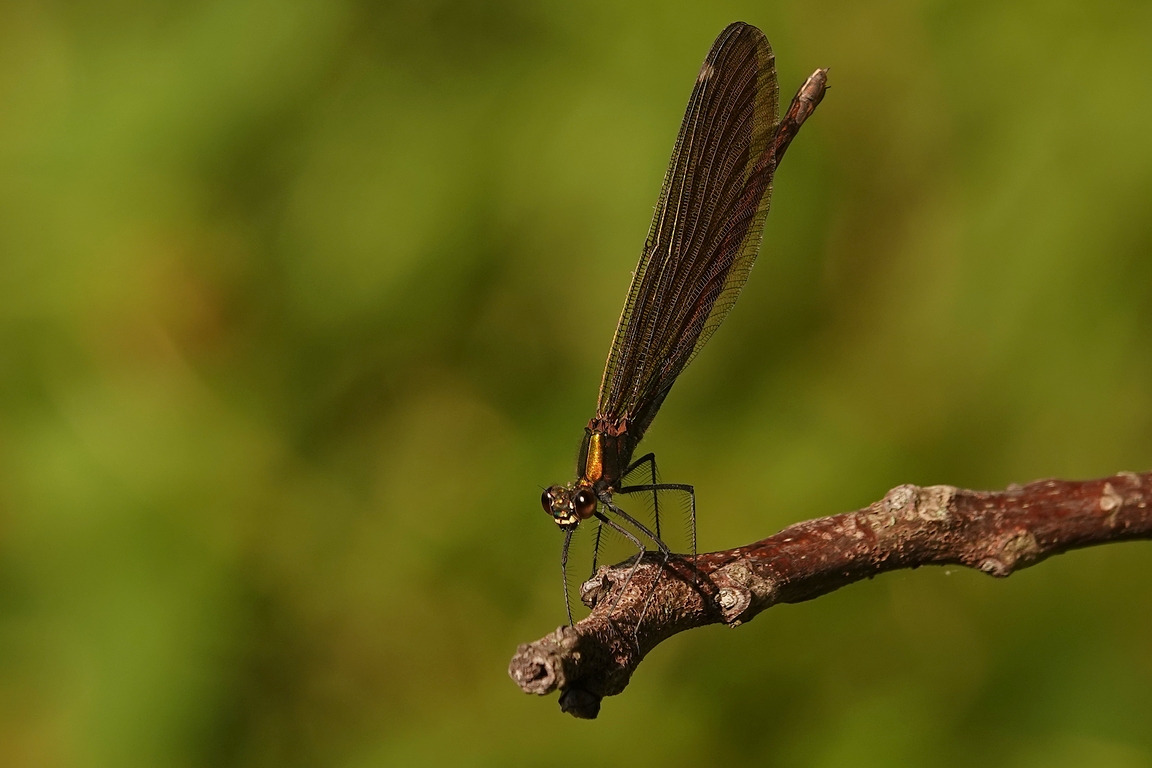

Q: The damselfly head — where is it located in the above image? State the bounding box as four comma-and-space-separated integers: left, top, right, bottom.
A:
541, 485, 597, 528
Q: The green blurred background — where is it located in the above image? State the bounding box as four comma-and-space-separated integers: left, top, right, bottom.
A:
2, 0, 1151, 765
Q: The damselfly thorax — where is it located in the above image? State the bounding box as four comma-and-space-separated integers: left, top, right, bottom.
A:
542, 418, 635, 518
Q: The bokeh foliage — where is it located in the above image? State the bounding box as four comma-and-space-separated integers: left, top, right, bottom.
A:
1, 0, 1151, 766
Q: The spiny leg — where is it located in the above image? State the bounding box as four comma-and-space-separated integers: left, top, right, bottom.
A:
590, 520, 605, 577
560, 527, 575, 627
614, 482, 696, 633
617, 481, 696, 566
623, 453, 661, 540
591, 509, 649, 622
636, 547, 671, 639
599, 496, 670, 555
598, 497, 672, 642
599, 495, 672, 640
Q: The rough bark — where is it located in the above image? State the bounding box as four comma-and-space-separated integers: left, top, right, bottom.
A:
509, 470, 1152, 718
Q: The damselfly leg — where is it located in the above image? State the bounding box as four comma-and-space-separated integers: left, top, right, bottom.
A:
619, 452, 697, 567
559, 527, 575, 626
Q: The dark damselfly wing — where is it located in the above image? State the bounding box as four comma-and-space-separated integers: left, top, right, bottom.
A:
596, 22, 779, 442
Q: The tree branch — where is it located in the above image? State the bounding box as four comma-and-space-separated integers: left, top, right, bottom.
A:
509, 470, 1152, 718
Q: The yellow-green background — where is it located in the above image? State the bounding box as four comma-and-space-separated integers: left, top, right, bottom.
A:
2, 0, 1151, 765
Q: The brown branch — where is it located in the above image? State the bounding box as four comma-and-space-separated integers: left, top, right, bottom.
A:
509, 470, 1152, 718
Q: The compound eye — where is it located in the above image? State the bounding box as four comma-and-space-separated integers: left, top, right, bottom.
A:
573, 488, 597, 519
540, 489, 555, 514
